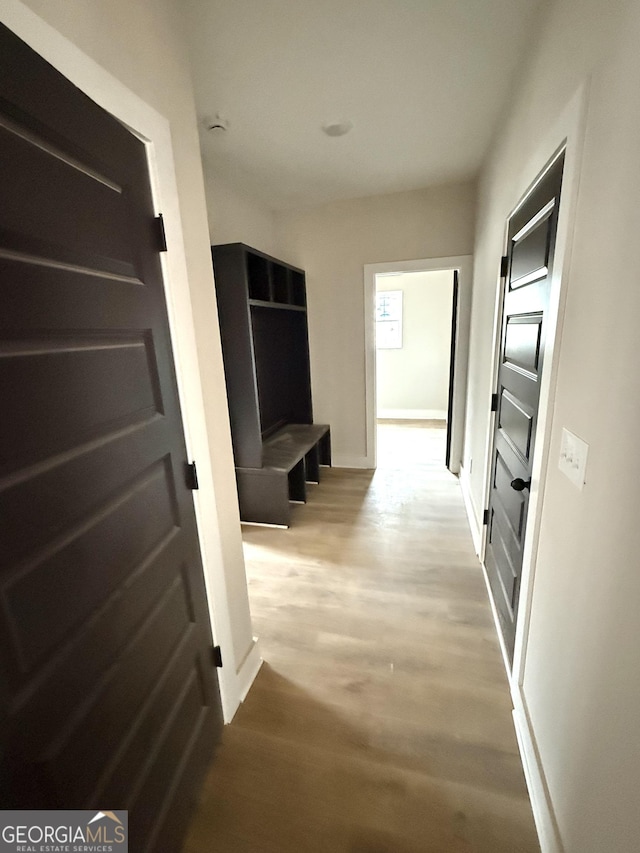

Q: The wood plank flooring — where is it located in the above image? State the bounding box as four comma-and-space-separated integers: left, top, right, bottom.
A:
183, 421, 539, 852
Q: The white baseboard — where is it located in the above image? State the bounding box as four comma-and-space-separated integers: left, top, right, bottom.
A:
332, 454, 374, 469
513, 696, 563, 853
377, 408, 447, 420
459, 464, 482, 556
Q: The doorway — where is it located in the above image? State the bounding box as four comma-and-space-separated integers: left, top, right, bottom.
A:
364, 256, 472, 474
375, 268, 455, 469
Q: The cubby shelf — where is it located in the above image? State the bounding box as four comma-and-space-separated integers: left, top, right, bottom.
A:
234, 244, 308, 309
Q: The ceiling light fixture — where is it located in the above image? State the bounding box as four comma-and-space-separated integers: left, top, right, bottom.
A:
322, 120, 353, 137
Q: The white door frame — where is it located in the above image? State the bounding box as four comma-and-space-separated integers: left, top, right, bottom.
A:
364, 256, 473, 472
0, 0, 260, 722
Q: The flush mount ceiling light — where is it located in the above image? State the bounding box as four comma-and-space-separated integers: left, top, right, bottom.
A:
322, 120, 353, 137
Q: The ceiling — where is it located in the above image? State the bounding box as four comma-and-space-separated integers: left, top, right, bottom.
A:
184, 0, 544, 211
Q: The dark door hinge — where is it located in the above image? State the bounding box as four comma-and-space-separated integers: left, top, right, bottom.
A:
491, 393, 499, 412
155, 214, 167, 252
186, 460, 199, 490
483, 509, 490, 526
212, 645, 223, 668
500, 255, 509, 278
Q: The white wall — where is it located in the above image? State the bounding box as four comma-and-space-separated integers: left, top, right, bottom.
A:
275, 182, 476, 466
2, 0, 259, 720
205, 168, 280, 257
376, 270, 453, 419
464, 0, 640, 849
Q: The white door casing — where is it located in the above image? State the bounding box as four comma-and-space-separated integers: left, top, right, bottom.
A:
364, 255, 473, 473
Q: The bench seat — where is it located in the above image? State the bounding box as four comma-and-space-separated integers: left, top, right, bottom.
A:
235, 424, 331, 526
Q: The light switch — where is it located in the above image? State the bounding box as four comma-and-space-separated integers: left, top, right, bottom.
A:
558, 428, 588, 489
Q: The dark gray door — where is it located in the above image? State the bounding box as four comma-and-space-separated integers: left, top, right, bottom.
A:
485, 154, 564, 663
445, 270, 459, 471
0, 23, 222, 852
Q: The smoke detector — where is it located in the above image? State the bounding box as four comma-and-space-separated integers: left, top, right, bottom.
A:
207, 113, 229, 133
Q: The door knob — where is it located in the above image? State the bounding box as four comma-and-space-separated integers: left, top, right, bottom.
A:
510, 477, 531, 491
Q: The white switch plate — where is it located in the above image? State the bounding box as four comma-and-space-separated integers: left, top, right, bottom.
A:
559, 428, 588, 489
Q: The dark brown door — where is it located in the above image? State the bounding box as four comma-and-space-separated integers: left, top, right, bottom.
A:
445, 270, 459, 471
0, 23, 222, 851
485, 154, 564, 663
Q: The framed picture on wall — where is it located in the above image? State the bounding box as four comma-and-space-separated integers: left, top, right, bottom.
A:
376, 290, 403, 349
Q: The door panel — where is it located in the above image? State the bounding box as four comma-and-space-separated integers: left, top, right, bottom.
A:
485, 154, 564, 663
493, 454, 527, 540
0, 23, 222, 851
489, 517, 517, 608
504, 314, 542, 374
510, 211, 553, 287
499, 391, 534, 460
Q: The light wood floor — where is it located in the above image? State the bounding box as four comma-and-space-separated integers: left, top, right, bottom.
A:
183, 422, 539, 852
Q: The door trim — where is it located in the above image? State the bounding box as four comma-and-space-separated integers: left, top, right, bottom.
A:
475, 82, 589, 852
0, 0, 261, 723
363, 255, 473, 472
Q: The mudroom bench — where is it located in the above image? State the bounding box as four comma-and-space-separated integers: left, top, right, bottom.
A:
236, 424, 331, 526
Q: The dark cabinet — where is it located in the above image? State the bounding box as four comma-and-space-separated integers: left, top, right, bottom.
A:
212, 243, 331, 526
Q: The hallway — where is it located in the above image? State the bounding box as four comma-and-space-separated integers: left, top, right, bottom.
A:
183, 422, 539, 852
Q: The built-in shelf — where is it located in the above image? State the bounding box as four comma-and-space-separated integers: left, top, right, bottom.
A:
211, 242, 330, 526
240, 245, 307, 309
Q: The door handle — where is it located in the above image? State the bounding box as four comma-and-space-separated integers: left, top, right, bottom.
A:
510, 478, 531, 491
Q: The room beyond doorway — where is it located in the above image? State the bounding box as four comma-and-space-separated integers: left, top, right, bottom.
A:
376, 270, 454, 423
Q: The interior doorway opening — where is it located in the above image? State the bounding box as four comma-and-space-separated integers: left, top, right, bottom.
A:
375, 268, 456, 469
364, 255, 472, 475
